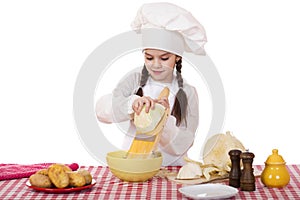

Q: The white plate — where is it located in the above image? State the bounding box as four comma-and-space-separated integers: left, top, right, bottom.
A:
178, 183, 238, 200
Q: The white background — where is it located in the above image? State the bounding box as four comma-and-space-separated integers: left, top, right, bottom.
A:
1, 0, 300, 166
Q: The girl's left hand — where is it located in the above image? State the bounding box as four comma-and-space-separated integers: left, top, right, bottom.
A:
154, 97, 169, 109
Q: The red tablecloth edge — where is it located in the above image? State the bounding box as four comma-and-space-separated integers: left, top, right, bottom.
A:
0, 163, 79, 181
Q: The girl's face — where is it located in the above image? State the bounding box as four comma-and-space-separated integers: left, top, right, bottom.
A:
144, 49, 179, 83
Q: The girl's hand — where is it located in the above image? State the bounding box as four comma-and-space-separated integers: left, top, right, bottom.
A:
132, 96, 155, 115
154, 97, 170, 109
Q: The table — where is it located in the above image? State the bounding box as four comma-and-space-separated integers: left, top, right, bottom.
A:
1, 165, 300, 199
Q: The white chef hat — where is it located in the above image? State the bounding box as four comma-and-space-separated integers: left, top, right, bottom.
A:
131, 2, 207, 56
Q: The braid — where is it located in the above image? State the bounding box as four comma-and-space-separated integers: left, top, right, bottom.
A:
135, 64, 149, 97
171, 59, 188, 126
176, 59, 183, 87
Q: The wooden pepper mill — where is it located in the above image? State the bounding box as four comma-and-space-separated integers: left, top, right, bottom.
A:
228, 149, 242, 188
240, 151, 256, 191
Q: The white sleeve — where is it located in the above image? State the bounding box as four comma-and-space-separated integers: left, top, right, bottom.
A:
95, 94, 114, 123
159, 86, 199, 156
95, 72, 141, 123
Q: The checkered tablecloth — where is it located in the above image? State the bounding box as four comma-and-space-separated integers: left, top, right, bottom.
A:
1, 165, 300, 199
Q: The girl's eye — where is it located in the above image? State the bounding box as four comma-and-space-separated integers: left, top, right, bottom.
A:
161, 57, 169, 61
146, 57, 153, 61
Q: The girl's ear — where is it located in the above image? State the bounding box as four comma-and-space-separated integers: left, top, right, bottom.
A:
176, 56, 182, 62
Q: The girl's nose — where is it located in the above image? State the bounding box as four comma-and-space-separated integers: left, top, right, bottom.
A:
152, 59, 162, 68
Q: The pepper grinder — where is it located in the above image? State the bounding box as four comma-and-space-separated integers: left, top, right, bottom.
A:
240, 151, 256, 191
228, 149, 242, 188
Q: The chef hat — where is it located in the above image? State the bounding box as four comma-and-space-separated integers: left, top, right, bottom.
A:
131, 2, 207, 56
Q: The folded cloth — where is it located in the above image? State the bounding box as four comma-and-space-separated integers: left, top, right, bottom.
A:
0, 163, 79, 181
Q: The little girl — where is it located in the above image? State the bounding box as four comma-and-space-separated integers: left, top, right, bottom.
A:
96, 2, 207, 166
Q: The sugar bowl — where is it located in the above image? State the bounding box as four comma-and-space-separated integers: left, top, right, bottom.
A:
261, 149, 290, 188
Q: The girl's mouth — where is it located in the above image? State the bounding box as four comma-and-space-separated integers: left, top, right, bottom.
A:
152, 70, 164, 75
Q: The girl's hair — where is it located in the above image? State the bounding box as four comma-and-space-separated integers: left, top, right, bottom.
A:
135, 58, 188, 126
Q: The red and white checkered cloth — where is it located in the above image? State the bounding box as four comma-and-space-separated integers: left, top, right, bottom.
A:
0, 163, 79, 180
1, 165, 300, 199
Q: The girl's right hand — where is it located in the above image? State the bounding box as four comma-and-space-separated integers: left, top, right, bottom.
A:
132, 96, 155, 115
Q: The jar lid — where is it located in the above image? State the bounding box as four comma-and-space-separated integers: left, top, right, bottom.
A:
265, 149, 286, 164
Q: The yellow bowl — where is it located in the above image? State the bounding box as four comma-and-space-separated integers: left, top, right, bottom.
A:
106, 150, 163, 182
